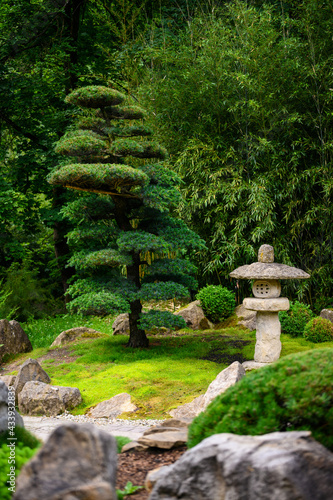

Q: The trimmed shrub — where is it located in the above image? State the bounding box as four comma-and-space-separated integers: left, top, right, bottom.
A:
279, 301, 314, 337
196, 285, 235, 323
187, 349, 333, 451
303, 317, 333, 343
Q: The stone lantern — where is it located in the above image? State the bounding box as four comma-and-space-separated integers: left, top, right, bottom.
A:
230, 244, 310, 366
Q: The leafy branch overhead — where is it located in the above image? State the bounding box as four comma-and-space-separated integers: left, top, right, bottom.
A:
49, 85, 205, 347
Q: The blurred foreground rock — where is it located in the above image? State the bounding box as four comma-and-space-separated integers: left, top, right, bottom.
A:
13, 422, 118, 500
0, 380, 24, 432
149, 431, 333, 500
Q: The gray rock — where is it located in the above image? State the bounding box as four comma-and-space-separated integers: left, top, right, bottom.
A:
112, 313, 130, 335
145, 466, 170, 493
50, 327, 104, 347
0, 319, 32, 361
169, 362, 245, 419
235, 304, 256, 330
149, 431, 333, 500
12, 422, 118, 500
201, 361, 245, 408
88, 393, 138, 418
18, 381, 82, 416
14, 358, 51, 403
0, 380, 24, 432
175, 300, 213, 330
169, 395, 204, 420
230, 261, 310, 280
320, 309, 333, 323
242, 360, 271, 371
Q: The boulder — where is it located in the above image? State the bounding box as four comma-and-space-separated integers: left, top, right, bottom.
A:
235, 303, 257, 331
175, 300, 213, 330
88, 393, 138, 418
14, 358, 51, 403
0, 319, 32, 361
320, 309, 333, 323
18, 381, 82, 416
169, 361, 245, 419
12, 422, 118, 500
112, 313, 130, 335
149, 431, 333, 500
50, 327, 105, 347
0, 380, 24, 432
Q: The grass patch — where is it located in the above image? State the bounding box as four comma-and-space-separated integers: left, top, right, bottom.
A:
4, 314, 333, 419
22, 314, 117, 348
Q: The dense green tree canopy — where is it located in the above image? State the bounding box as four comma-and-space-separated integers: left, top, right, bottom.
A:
48, 85, 205, 346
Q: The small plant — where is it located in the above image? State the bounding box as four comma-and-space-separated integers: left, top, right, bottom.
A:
116, 481, 143, 499
303, 317, 333, 343
187, 349, 333, 451
196, 285, 235, 323
279, 301, 314, 337
115, 436, 132, 453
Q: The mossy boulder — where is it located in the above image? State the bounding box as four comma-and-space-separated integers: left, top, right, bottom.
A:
188, 349, 333, 451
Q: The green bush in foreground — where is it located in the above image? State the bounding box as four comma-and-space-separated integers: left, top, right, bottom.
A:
304, 317, 333, 343
196, 285, 235, 323
188, 349, 333, 451
279, 301, 314, 337
0, 427, 40, 500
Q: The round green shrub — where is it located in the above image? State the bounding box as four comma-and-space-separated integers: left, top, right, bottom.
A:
303, 317, 333, 343
196, 285, 235, 323
187, 349, 333, 451
279, 300, 314, 337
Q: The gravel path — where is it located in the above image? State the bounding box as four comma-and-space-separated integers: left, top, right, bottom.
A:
24, 412, 164, 441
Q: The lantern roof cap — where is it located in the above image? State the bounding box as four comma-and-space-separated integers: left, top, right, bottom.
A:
229, 245, 310, 280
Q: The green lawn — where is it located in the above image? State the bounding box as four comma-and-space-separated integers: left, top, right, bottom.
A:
4, 314, 333, 419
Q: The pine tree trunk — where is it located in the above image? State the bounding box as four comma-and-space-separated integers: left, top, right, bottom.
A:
127, 298, 149, 348
126, 252, 149, 348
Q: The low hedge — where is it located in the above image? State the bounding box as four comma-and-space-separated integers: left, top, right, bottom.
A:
188, 349, 333, 451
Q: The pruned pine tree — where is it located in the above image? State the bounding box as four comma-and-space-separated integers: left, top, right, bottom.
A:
48, 86, 205, 347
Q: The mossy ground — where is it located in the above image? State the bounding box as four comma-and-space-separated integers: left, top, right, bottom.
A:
1, 314, 332, 419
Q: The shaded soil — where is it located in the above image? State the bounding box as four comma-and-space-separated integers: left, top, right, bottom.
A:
200, 336, 252, 364
117, 446, 186, 499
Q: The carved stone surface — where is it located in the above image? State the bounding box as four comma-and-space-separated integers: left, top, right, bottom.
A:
252, 279, 281, 298
243, 297, 289, 312
258, 244, 274, 263
149, 431, 333, 500
254, 312, 282, 362
88, 393, 138, 418
230, 262, 310, 280
12, 423, 118, 500
51, 327, 104, 347
0, 319, 32, 361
